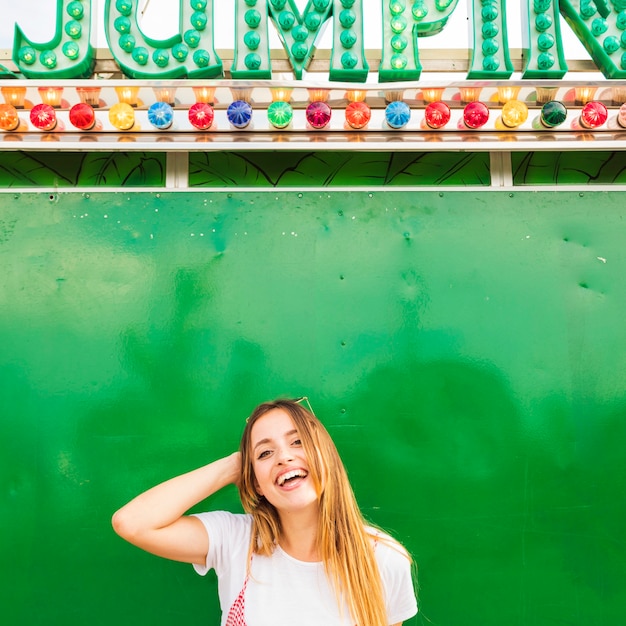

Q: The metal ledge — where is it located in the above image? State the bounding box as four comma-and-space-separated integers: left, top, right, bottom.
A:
2, 130, 626, 152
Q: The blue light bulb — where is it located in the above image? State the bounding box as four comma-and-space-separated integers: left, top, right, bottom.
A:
227, 100, 253, 129
385, 100, 411, 129
148, 101, 174, 130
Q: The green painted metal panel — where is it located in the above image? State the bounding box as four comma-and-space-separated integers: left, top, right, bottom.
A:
0, 152, 166, 187
1, 190, 625, 625
189, 151, 491, 187
513, 151, 626, 185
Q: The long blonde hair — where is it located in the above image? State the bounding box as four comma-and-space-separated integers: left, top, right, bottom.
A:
238, 399, 402, 626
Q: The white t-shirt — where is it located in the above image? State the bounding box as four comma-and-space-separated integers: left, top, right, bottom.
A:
192, 511, 417, 626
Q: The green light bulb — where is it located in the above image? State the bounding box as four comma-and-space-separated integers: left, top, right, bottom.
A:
19, 46, 36, 65
390, 53, 407, 69
267, 101, 293, 129
63, 42, 80, 60
65, 20, 82, 39
190, 11, 208, 30
132, 47, 149, 65
184, 30, 201, 48
40, 50, 57, 69
116, 0, 133, 16
412, 1, 428, 20
193, 49, 210, 67
390, 16, 407, 33
172, 43, 189, 61
389, 1, 405, 16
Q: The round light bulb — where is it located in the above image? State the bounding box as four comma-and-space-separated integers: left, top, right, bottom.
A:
305, 101, 332, 129
69, 103, 96, 130
109, 102, 136, 130
147, 101, 174, 130
227, 100, 253, 129
500, 100, 528, 128
267, 101, 293, 129
385, 100, 411, 129
462, 101, 489, 129
540, 100, 567, 128
30, 103, 57, 131
188, 102, 214, 130
579, 101, 608, 129
345, 101, 371, 129
0, 104, 20, 131
424, 101, 450, 129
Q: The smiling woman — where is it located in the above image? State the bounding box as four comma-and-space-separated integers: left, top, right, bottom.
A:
112, 398, 417, 626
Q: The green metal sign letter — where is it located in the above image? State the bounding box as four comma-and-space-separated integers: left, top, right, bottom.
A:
380, 0, 460, 82
105, 0, 223, 79
522, 0, 567, 78
558, 0, 626, 78
467, 0, 514, 78
233, 0, 369, 82
13, 0, 95, 78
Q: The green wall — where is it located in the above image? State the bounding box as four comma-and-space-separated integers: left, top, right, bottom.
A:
1, 190, 625, 625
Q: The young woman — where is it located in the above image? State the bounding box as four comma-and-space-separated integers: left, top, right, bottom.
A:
112, 398, 418, 625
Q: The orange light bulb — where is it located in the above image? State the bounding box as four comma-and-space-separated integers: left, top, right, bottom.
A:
0, 104, 20, 131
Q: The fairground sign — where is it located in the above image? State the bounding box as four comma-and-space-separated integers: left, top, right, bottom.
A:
7, 0, 626, 81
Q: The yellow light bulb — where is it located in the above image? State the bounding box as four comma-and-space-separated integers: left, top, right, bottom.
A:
500, 100, 529, 128
109, 102, 136, 130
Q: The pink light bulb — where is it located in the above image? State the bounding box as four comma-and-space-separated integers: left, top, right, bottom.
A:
462, 101, 489, 129
579, 101, 608, 129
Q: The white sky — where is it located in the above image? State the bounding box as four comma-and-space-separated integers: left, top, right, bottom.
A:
0, 0, 589, 60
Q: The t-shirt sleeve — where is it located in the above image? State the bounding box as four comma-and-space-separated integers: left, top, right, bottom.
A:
377, 539, 418, 624
190, 511, 251, 577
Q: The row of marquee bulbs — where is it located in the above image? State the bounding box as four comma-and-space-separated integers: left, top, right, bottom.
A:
0, 84, 625, 132
1, 98, 624, 133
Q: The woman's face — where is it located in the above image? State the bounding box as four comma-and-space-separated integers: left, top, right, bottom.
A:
250, 407, 319, 515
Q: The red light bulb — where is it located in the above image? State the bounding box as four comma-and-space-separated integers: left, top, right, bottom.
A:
462, 102, 489, 129
345, 101, 371, 129
424, 101, 451, 129
69, 103, 96, 130
306, 101, 332, 129
579, 101, 608, 129
188, 102, 214, 130
30, 103, 57, 131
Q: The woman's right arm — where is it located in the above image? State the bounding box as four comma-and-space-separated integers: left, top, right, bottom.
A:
111, 452, 241, 566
